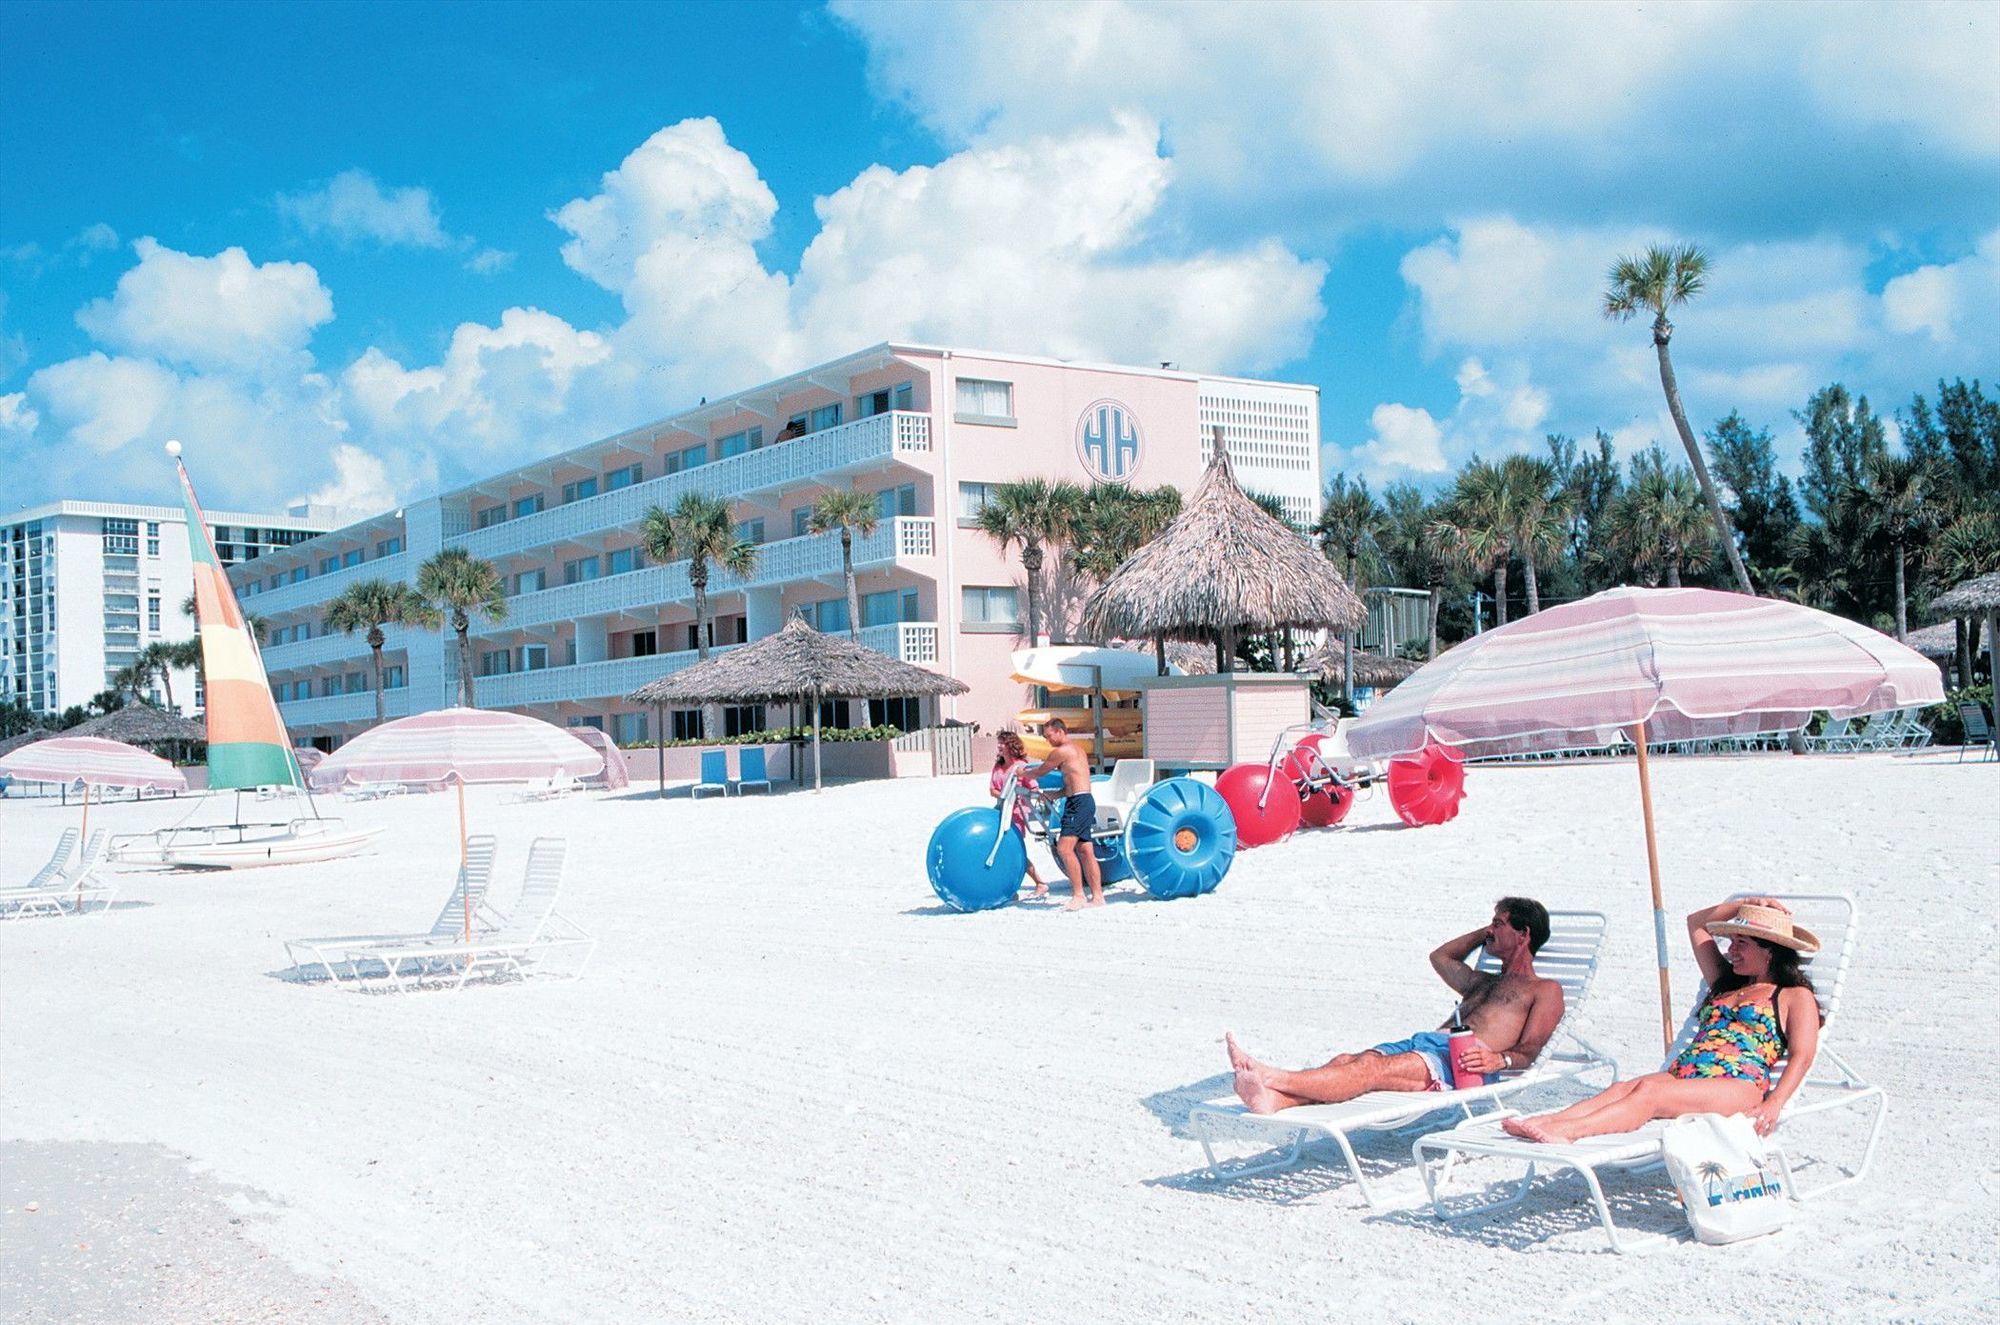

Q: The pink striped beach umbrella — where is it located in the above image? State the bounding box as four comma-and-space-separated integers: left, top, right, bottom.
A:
1346, 587, 1943, 1047
315, 709, 603, 941
0, 736, 187, 908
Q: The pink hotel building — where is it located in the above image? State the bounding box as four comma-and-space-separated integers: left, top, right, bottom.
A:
233, 344, 1323, 746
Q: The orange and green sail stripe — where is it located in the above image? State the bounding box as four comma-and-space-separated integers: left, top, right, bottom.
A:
174, 457, 305, 791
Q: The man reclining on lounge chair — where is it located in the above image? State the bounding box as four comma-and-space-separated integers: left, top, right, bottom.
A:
1225, 897, 1565, 1112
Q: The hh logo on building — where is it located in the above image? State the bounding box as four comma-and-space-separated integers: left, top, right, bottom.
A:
1077, 400, 1143, 483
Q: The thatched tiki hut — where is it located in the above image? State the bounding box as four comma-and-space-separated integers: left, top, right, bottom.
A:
628, 616, 968, 792
1081, 430, 1365, 671
1295, 641, 1422, 691
1930, 570, 2000, 690
0, 704, 208, 766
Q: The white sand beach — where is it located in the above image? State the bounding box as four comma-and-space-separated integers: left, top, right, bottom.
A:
3, 752, 1997, 1323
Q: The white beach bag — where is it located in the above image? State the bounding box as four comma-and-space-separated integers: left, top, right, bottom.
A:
1661, 1113, 1794, 1245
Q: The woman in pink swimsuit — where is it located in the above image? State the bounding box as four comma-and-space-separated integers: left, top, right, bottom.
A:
990, 732, 1049, 898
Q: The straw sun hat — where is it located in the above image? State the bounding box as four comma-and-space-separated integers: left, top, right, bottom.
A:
1709, 903, 1821, 954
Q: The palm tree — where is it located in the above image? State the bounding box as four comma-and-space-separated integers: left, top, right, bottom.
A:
1382, 483, 1451, 659
414, 549, 508, 708
1432, 459, 1518, 627
974, 478, 1084, 646
136, 640, 185, 712
642, 492, 758, 739
181, 592, 266, 644
1605, 450, 1715, 587
1604, 244, 1755, 595
1316, 476, 1388, 700
324, 579, 427, 724
1854, 454, 1939, 640
807, 487, 880, 640
1927, 509, 2000, 684
1497, 454, 1572, 615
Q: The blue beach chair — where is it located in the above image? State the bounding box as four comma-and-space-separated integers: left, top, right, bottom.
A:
692, 749, 731, 798
736, 745, 773, 795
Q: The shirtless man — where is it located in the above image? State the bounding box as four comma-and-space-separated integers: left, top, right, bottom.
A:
1225, 897, 1565, 1111
1021, 719, 1104, 910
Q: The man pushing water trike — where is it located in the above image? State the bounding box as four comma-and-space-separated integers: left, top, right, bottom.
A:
1225, 898, 1564, 1110
1020, 718, 1105, 911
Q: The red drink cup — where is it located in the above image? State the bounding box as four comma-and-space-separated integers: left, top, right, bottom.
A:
1447, 1030, 1483, 1090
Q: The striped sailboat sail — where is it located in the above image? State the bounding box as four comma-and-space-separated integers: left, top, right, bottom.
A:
174, 458, 305, 791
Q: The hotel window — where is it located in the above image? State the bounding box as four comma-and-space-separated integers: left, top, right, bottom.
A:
717, 426, 764, 459
376, 536, 403, 557
562, 556, 601, 585
479, 649, 513, 677
565, 637, 577, 665
807, 598, 849, 633
610, 711, 648, 745
606, 547, 641, 576
147, 595, 161, 632
102, 518, 140, 556
512, 493, 545, 519
875, 484, 917, 520
870, 696, 920, 731
861, 588, 920, 628
958, 481, 997, 522
961, 586, 1020, 631
146, 522, 161, 557
561, 476, 600, 504
894, 382, 914, 410
810, 403, 842, 433
955, 378, 1013, 423
519, 644, 549, 672
856, 383, 913, 417
630, 629, 658, 658
384, 665, 405, 689
291, 567, 308, 584
513, 568, 546, 595
475, 505, 508, 529
792, 506, 813, 538
664, 443, 708, 474
341, 549, 364, 568
605, 463, 643, 491
723, 705, 767, 737
319, 556, 339, 575
669, 709, 702, 740
345, 671, 367, 694
735, 518, 766, 546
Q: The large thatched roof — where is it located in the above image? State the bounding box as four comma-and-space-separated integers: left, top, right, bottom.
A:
627, 617, 970, 705
1081, 431, 1365, 643
1931, 570, 2000, 616
0, 727, 54, 758
68, 703, 206, 746
1904, 621, 1991, 660
1296, 642, 1423, 688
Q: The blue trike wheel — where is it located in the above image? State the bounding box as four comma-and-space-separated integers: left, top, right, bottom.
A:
1122, 778, 1236, 899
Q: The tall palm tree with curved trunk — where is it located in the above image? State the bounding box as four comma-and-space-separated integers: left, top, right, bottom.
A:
415, 549, 508, 708
807, 487, 880, 640
1604, 244, 1755, 595
1316, 476, 1388, 700
642, 492, 758, 738
325, 578, 427, 724
975, 478, 1084, 645
1854, 453, 1939, 641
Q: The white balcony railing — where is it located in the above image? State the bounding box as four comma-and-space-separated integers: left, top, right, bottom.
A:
262, 624, 417, 672
478, 517, 935, 636
453, 410, 932, 561
468, 621, 940, 709
247, 551, 410, 617
277, 686, 413, 728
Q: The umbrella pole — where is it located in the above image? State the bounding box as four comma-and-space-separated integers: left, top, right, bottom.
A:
1630, 719, 1674, 1052
457, 777, 471, 944
813, 688, 823, 794
655, 703, 665, 797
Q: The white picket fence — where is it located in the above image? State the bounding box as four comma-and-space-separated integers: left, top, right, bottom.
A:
892, 726, 974, 775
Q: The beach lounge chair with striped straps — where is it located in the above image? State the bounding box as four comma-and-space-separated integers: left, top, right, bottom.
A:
335, 837, 595, 991
0, 828, 78, 919
1412, 893, 1882, 1254
1186, 911, 1614, 1207
283, 835, 500, 982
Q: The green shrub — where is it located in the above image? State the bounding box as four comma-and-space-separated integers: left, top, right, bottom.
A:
618, 724, 906, 750
1924, 683, 1993, 745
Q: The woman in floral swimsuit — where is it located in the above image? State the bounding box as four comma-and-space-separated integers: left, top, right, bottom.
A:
1502, 897, 1823, 1144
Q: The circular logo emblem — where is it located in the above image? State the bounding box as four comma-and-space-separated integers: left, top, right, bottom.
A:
1076, 399, 1143, 484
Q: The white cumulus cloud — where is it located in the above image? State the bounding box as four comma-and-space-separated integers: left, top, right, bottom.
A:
75, 239, 333, 373
279, 169, 451, 248
294, 443, 402, 524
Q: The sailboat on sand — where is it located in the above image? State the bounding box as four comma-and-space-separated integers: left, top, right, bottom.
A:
109, 442, 380, 869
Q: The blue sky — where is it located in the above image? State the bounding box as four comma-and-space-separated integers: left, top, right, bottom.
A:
4, 1, 1998, 520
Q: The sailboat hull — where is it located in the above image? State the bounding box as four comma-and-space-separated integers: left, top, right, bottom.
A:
117, 818, 382, 870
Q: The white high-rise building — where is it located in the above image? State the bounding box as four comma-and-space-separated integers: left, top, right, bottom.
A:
1, 500, 330, 717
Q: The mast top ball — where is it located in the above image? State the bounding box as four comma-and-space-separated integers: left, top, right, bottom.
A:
164, 439, 182, 457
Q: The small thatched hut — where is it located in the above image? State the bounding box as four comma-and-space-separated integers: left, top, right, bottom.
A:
1296, 641, 1422, 690
1930, 570, 2000, 689
628, 616, 969, 791
68, 703, 206, 748
1080, 431, 1365, 670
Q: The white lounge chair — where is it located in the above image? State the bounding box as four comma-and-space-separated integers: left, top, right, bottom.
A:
511, 772, 581, 802
343, 779, 409, 801
284, 835, 500, 982
335, 837, 594, 991
1185, 911, 1613, 1207
1412, 893, 1881, 1254
60, 830, 114, 914
0, 828, 78, 919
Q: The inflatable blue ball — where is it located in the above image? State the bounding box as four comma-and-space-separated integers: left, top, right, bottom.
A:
927, 806, 1028, 912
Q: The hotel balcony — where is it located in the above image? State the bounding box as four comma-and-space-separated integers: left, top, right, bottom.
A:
477, 516, 937, 636
250, 550, 411, 617
278, 685, 414, 729
452, 410, 933, 561
262, 624, 417, 671
472, 622, 941, 709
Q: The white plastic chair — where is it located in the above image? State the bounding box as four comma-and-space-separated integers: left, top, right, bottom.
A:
1092, 758, 1156, 835
1186, 911, 1614, 1207
1412, 894, 1881, 1254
